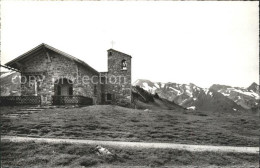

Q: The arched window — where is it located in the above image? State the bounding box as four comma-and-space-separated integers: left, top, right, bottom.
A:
121, 60, 127, 70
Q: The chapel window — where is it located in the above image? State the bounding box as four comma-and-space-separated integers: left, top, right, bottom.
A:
69, 86, 73, 96
57, 85, 61, 95
106, 93, 112, 101
122, 60, 127, 70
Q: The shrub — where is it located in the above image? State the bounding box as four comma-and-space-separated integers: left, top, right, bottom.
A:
153, 93, 161, 99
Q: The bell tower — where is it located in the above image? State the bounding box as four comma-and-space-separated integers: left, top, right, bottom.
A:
105, 49, 132, 105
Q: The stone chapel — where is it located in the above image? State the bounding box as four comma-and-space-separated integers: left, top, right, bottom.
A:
5, 43, 132, 105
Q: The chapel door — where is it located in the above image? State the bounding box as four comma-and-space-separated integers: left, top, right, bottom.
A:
61, 85, 69, 96
54, 78, 73, 96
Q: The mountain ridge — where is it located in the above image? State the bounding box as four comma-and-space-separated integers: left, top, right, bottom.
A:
133, 79, 259, 112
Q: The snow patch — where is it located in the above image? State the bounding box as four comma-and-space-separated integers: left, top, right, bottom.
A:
185, 89, 192, 97
154, 83, 159, 88
231, 88, 260, 99
187, 106, 196, 110
161, 83, 165, 88
132, 80, 139, 86
169, 87, 181, 94
249, 91, 260, 99
203, 89, 209, 95
221, 92, 230, 97
143, 83, 149, 90
185, 85, 190, 90
143, 82, 157, 93
180, 99, 188, 106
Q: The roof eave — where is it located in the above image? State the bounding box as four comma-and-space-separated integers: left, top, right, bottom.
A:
107, 49, 132, 58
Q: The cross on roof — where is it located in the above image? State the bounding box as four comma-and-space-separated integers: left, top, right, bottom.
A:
111, 40, 115, 49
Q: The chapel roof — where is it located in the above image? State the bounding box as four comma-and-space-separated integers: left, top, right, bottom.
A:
5, 43, 99, 74
107, 48, 132, 58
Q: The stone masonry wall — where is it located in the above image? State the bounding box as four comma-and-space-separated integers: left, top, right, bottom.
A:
104, 49, 132, 105
45, 50, 78, 104
21, 50, 48, 98
21, 49, 98, 105
76, 63, 101, 104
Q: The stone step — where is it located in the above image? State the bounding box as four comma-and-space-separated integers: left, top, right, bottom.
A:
17, 111, 40, 113
8, 115, 20, 118
40, 106, 57, 109
33, 105, 58, 109
21, 116, 30, 119
8, 113, 20, 116
15, 111, 32, 114
29, 107, 49, 110
4, 113, 31, 117
1, 116, 12, 119
19, 109, 43, 111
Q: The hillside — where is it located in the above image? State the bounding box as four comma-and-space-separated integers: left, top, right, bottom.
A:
134, 79, 259, 112
1, 105, 259, 147
132, 85, 184, 110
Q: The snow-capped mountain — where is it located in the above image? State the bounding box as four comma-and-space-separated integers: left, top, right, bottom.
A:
133, 79, 259, 112
210, 83, 259, 110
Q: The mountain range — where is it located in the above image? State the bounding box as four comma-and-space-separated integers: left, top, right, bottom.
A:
133, 79, 259, 112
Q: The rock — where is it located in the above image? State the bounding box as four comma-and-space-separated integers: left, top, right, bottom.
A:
95, 145, 112, 155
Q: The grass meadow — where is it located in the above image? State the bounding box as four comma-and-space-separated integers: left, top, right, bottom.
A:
1, 105, 259, 167
1, 105, 259, 147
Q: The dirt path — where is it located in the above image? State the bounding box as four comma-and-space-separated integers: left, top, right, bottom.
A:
1, 136, 258, 154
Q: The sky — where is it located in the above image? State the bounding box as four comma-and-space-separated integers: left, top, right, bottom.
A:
1, 1, 259, 88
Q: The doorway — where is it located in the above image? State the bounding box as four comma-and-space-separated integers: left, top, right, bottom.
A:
54, 78, 73, 96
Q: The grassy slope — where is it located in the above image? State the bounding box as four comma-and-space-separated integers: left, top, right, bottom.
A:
1, 105, 259, 147
135, 98, 184, 110
1, 140, 258, 168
